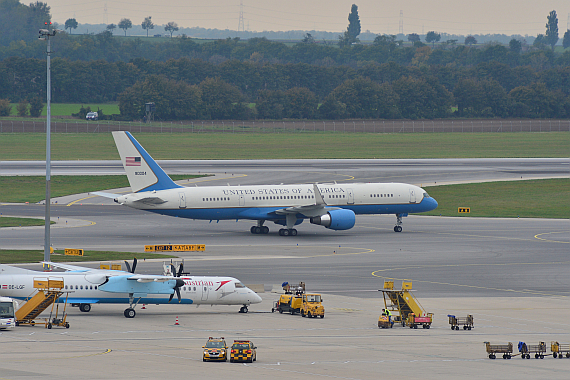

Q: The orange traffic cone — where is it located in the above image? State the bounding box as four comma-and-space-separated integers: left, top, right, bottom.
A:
174, 316, 180, 325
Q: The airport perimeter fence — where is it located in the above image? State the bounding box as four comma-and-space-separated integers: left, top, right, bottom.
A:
0, 118, 569, 134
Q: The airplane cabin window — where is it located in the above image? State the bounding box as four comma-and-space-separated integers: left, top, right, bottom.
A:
65, 285, 68, 289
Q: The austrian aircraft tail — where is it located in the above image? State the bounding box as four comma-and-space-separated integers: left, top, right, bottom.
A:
112, 131, 182, 193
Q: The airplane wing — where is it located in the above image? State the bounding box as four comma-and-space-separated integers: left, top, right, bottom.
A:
273, 183, 334, 217
44, 262, 94, 273
128, 274, 176, 282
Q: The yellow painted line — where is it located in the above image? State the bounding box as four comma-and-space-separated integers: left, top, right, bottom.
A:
58, 219, 96, 228
66, 195, 97, 206
534, 231, 569, 244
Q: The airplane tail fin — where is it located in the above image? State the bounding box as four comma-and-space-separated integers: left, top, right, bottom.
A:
112, 131, 182, 193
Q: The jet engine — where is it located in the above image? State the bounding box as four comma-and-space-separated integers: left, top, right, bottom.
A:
310, 209, 355, 230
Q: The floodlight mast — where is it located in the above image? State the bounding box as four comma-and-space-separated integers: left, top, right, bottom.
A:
39, 23, 57, 264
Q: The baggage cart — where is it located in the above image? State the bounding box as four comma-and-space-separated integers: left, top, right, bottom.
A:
484, 342, 513, 359
447, 314, 473, 330
518, 341, 546, 359
551, 342, 570, 358
407, 313, 432, 329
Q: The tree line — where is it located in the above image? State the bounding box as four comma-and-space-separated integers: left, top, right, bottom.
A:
1, 56, 568, 120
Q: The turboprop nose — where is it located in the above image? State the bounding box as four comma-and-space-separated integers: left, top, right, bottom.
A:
249, 290, 263, 304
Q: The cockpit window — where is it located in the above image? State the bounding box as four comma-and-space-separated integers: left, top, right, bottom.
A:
423, 192, 430, 198
235, 282, 245, 288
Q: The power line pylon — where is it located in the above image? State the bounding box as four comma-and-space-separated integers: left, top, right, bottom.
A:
238, 1, 245, 32
399, 10, 403, 35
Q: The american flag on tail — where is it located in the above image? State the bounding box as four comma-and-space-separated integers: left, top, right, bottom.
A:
126, 157, 141, 166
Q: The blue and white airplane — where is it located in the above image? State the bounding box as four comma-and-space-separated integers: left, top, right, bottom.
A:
0, 260, 262, 318
92, 131, 438, 236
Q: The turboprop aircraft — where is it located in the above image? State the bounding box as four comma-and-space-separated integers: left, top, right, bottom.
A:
92, 131, 438, 236
0, 259, 262, 318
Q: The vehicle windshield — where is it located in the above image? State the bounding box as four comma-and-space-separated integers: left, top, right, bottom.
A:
232, 343, 250, 349
305, 295, 321, 302
0, 302, 14, 318
205, 341, 225, 348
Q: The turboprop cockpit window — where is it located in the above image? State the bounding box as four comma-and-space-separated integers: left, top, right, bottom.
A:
235, 282, 245, 288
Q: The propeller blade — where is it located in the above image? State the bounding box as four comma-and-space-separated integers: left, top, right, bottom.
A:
177, 263, 184, 277
131, 257, 137, 273
124, 260, 131, 273
176, 288, 181, 303
168, 293, 174, 303
170, 264, 177, 277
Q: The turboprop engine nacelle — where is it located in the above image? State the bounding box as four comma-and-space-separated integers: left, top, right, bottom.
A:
310, 209, 356, 230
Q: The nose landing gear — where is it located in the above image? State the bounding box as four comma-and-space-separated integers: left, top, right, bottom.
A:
394, 214, 403, 232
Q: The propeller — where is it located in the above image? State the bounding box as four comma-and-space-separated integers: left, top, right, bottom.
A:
124, 258, 137, 273
168, 263, 185, 303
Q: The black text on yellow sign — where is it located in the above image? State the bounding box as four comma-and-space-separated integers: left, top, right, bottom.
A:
64, 248, 84, 256
458, 207, 471, 213
144, 244, 205, 252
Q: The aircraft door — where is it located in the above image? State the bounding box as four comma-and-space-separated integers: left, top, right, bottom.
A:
347, 188, 354, 204
179, 192, 186, 208
409, 188, 416, 203
201, 285, 209, 301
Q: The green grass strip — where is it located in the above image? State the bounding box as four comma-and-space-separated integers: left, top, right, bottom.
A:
0, 217, 54, 227
0, 250, 177, 264
423, 178, 569, 219
0, 175, 202, 203
0, 132, 568, 160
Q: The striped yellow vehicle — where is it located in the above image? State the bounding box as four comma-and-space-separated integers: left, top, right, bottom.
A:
202, 337, 228, 362
230, 340, 257, 363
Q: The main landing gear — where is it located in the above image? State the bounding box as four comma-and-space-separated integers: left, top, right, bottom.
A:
239, 305, 249, 313
250, 220, 269, 234
394, 214, 403, 232
278, 228, 297, 236
124, 293, 142, 318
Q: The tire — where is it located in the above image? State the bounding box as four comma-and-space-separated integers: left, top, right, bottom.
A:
65, 323, 70, 328
250, 226, 256, 234
124, 308, 136, 318
47, 323, 52, 329
320, 315, 324, 319
301, 310, 305, 317
283, 229, 290, 236
79, 303, 91, 313
262, 226, 269, 234
308, 312, 312, 318
279, 309, 283, 314
290, 229, 297, 236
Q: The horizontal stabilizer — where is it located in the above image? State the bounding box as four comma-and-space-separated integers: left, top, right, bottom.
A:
90, 191, 120, 199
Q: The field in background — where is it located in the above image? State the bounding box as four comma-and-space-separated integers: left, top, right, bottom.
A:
8, 103, 120, 117
0, 132, 568, 160
0, 250, 176, 264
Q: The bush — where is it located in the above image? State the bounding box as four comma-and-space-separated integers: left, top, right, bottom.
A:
71, 105, 92, 119
16, 100, 29, 117
0, 99, 11, 116
28, 96, 44, 117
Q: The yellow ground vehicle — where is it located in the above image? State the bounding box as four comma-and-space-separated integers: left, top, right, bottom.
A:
202, 337, 228, 362
379, 280, 432, 328
300, 294, 325, 318
274, 293, 302, 314
230, 340, 257, 363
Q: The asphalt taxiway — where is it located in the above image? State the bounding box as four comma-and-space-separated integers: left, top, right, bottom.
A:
0, 158, 568, 379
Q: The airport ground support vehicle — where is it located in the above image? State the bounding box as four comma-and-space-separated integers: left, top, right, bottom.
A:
272, 282, 324, 317
518, 341, 547, 359
485, 342, 513, 359
379, 280, 433, 328
551, 342, 570, 358
378, 314, 392, 328
406, 313, 432, 329
203, 337, 228, 362
300, 293, 324, 318
230, 340, 257, 363
448, 314, 474, 330
0, 297, 18, 330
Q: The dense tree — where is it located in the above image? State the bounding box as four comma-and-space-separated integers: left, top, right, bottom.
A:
118, 18, 132, 36
28, 96, 44, 117
283, 87, 318, 119
373, 34, 398, 53
118, 75, 203, 120
106, 24, 116, 34
563, 30, 570, 49
509, 83, 559, 118
545, 10, 558, 50
141, 16, 154, 37
425, 31, 441, 47
199, 77, 247, 119
164, 21, 179, 37
392, 76, 453, 119
302, 33, 315, 44
64, 18, 78, 34
256, 89, 285, 119
533, 34, 546, 49
346, 4, 361, 43
509, 39, 522, 53
465, 36, 477, 45
408, 33, 420, 43
0, 0, 51, 46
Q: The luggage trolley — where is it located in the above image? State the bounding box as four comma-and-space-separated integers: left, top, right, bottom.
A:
447, 314, 473, 330
551, 342, 570, 358
518, 341, 546, 359
484, 342, 513, 359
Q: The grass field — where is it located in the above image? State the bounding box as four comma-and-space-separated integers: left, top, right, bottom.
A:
0, 175, 202, 203
8, 103, 120, 117
423, 178, 569, 219
0, 132, 568, 160
0, 250, 176, 264
0, 217, 54, 227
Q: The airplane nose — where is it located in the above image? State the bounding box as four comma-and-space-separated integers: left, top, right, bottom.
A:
250, 291, 262, 304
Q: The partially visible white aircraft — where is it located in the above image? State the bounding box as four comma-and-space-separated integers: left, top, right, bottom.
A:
92, 131, 438, 235
0, 259, 262, 318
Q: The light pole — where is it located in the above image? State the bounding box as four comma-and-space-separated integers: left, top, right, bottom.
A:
38, 23, 60, 264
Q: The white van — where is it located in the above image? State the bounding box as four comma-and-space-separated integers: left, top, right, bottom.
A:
0, 296, 18, 330
86, 111, 98, 121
